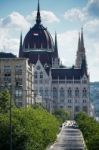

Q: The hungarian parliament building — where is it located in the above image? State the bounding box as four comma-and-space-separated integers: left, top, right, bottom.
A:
18, 1, 90, 118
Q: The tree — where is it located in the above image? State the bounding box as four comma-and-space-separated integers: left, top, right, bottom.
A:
0, 90, 10, 113
0, 106, 60, 150
53, 109, 69, 123
76, 112, 99, 150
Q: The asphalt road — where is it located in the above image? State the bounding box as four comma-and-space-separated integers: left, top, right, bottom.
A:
47, 121, 85, 150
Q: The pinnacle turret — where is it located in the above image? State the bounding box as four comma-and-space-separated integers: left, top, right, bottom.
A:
19, 32, 23, 57
54, 32, 58, 58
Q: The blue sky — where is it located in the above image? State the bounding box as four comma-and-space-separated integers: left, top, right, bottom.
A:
0, 0, 99, 81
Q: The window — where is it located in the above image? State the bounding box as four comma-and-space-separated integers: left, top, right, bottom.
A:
83, 99, 86, 103
39, 87, 43, 96
15, 65, 22, 75
67, 88, 72, 98
75, 106, 80, 112
40, 72, 43, 78
68, 106, 72, 109
45, 88, 48, 97
83, 106, 88, 112
82, 80, 87, 84
82, 88, 87, 98
68, 99, 72, 103
15, 78, 22, 86
53, 87, 58, 99
60, 88, 65, 99
75, 88, 79, 97
15, 89, 22, 97
4, 66, 11, 73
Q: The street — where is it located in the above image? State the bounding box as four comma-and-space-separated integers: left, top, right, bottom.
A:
47, 121, 85, 150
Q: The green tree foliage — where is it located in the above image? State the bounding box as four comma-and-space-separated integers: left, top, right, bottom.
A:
53, 109, 69, 123
76, 112, 99, 150
0, 106, 59, 150
0, 90, 10, 113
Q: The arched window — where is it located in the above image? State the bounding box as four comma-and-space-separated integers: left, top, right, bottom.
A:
75, 88, 79, 97
53, 87, 58, 99
40, 72, 43, 78
60, 87, 65, 100
68, 88, 72, 98
82, 88, 87, 98
34, 71, 37, 78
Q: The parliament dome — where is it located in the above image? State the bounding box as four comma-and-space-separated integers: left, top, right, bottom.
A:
23, 24, 54, 51
23, 1, 54, 51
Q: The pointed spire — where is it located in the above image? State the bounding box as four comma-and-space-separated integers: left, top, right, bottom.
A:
78, 32, 81, 51
81, 57, 87, 75
36, 0, 41, 24
54, 32, 58, 58
80, 27, 85, 51
19, 32, 23, 57
75, 28, 87, 68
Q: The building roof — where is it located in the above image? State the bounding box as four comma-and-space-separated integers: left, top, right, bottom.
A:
23, 24, 54, 51
0, 52, 16, 58
51, 68, 83, 79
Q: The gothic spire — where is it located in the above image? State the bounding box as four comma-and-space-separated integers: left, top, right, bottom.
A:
80, 27, 85, 51
19, 32, 23, 57
36, 0, 41, 24
54, 32, 58, 58
78, 32, 81, 51
75, 28, 86, 68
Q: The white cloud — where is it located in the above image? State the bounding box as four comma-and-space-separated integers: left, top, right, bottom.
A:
64, 8, 87, 22
0, 27, 19, 55
0, 12, 30, 30
27, 10, 60, 23
84, 19, 99, 32
57, 30, 78, 66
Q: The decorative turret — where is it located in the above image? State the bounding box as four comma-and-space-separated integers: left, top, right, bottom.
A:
54, 32, 59, 58
19, 32, 23, 57
81, 57, 87, 75
36, 0, 41, 25
52, 32, 60, 68
80, 27, 85, 51
75, 28, 86, 68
